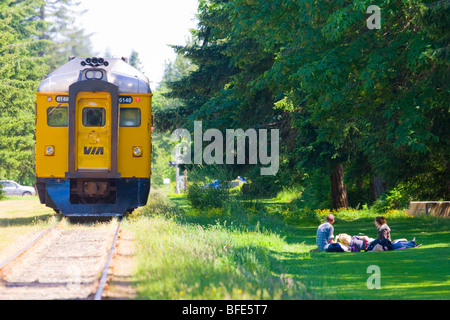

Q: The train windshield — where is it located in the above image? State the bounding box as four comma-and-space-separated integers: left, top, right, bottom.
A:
83, 108, 105, 127
47, 107, 68, 126
119, 108, 141, 127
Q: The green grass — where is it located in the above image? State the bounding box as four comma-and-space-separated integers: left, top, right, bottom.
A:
125, 189, 450, 300
125, 189, 314, 299
1, 195, 38, 201
283, 217, 450, 299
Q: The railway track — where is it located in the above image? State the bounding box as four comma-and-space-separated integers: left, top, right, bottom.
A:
94, 217, 122, 300
0, 217, 123, 300
0, 221, 62, 272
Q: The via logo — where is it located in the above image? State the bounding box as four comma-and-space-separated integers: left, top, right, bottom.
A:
84, 146, 104, 155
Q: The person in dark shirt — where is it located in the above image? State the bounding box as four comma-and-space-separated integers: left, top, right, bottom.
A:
375, 216, 391, 241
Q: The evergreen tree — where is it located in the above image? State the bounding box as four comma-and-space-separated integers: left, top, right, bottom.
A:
39, 0, 93, 70
228, 0, 450, 201
161, 0, 449, 206
151, 51, 196, 187
0, 0, 94, 185
0, 0, 48, 185
129, 49, 144, 73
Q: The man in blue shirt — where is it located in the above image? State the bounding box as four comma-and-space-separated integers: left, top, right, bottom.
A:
316, 214, 335, 252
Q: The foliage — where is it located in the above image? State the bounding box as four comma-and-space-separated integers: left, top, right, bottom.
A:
0, 0, 48, 185
39, 0, 94, 70
0, 0, 93, 185
129, 49, 144, 72
185, 165, 233, 209
152, 43, 198, 132
150, 52, 197, 187
157, 0, 449, 208
240, 175, 280, 198
372, 184, 414, 212
187, 184, 230, 209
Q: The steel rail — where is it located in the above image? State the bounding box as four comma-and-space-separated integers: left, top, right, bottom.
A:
93, 217, 122, 300
0, 221, 62, 271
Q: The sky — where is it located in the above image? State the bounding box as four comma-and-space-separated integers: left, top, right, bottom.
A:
75, 0, 199, 88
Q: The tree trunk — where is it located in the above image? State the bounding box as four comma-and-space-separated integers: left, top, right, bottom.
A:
330, 164, 349, 209
370, 176, 386, 202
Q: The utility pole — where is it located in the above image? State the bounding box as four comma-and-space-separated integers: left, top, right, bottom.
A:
175, 162, 180, 194
184, 168, 188, 193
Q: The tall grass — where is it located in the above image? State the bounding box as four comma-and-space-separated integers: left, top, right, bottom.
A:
124, 189, 315, 299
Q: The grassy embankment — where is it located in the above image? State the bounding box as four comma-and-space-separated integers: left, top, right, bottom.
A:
0, 196, 58, 262
125, 189, 450, 300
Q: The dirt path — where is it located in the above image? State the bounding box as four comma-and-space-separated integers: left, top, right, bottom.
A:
0, 223, 117, 300
102, 229, 137, 300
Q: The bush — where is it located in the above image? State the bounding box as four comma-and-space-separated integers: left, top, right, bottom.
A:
138, 188, 181, 217
187, 184, 230, 209
241, 182, 278, 198
184, 165, 234, 210
294, 169, 331, 209
372, 184, 412, 212
241, 175, 280, 198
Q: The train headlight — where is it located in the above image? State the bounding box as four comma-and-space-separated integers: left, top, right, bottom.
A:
94, 71, 103, 79
132, 146, 143, 157
85, 70, 103, 80
45, 145, 55, 156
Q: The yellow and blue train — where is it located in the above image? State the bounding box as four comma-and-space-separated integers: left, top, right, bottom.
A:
35, 57, 152, 217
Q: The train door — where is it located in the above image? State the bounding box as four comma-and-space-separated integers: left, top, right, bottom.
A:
75, 92, 111, 172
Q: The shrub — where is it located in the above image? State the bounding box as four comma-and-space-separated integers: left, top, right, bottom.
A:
241, 178, 279, 198
372, 184, 412, 212
138, 188, 181, 217
187, 184, 230, 209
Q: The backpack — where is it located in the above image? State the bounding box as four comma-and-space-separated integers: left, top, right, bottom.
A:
326, 242, 348, 252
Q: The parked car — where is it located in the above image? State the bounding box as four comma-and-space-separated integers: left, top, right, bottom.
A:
0, 180, 36, 196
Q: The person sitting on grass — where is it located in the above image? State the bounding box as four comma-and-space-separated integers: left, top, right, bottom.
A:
367, 216, 419, 251
365, 216, 394, 250
375, 216, 391, 242
316, 214, 335, 252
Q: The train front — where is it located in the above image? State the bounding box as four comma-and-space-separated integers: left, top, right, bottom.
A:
35, 57, 152, 217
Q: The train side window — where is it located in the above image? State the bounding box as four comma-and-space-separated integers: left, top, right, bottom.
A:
83, 108, 105, 127
47, 107, 68, 126
120, 108, 141, 127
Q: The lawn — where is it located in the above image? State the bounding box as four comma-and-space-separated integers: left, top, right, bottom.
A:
126, 189, 450, 300
283, 218, 450, 299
